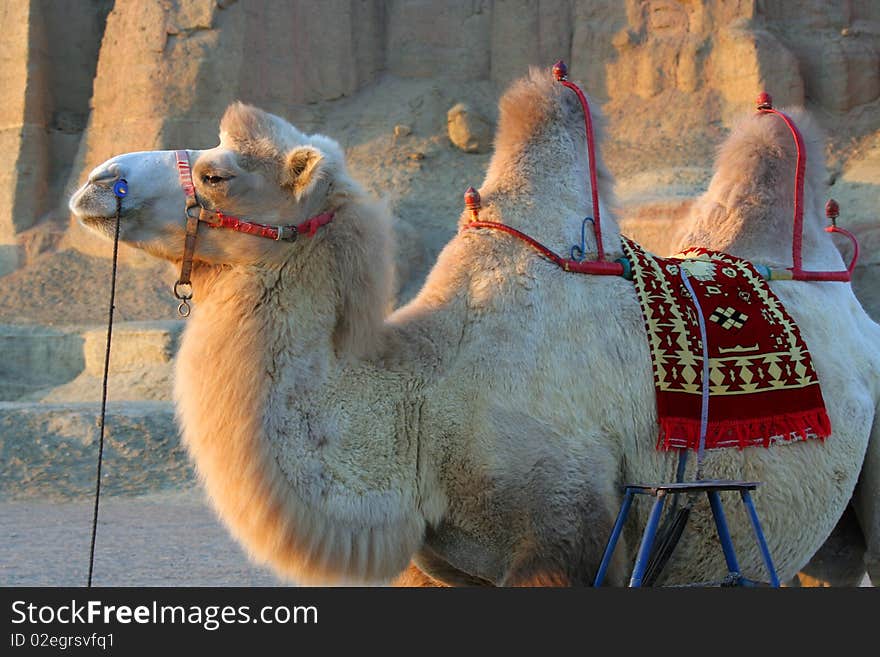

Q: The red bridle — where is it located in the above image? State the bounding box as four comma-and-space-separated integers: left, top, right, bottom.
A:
171, 150, 334, 316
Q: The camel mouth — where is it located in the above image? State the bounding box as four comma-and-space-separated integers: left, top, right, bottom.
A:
75, 202, 144, 241
77, 213, 124, 241
78, 211, 114, 221
79, 213, 117, 227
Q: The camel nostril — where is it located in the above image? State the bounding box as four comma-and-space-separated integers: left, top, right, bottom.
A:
88, 163, 122, 185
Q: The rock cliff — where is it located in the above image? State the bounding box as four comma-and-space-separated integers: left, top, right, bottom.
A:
2, 1, 877, 293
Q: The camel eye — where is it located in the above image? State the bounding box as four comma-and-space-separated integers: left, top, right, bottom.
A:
202, 174, 229, 185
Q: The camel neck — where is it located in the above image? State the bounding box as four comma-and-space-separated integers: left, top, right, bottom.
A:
172, 256, 440, 584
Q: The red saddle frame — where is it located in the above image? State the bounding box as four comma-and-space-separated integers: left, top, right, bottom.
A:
461, 64, 860, 284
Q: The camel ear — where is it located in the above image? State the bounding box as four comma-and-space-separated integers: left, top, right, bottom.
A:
283, 146, 325, 200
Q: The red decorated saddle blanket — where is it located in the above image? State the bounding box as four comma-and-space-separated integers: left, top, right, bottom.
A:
620, 237, 831, 451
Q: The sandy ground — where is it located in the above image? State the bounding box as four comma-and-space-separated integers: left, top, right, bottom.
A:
1, 489, 871, 587
0, 489, 285, 587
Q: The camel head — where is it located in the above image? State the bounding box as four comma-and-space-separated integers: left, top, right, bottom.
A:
70, 102, 348, 268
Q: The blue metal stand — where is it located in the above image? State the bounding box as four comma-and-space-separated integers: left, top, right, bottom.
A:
593, 480, 780, 587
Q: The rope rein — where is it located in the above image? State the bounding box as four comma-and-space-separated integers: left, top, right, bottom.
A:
87, 179, 127, 586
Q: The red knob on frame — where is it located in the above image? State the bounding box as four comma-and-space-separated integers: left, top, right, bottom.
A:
756, 92, 773, 110
464, 186, 482, 220
553, 60, 568, 81
825, 198, 839, 220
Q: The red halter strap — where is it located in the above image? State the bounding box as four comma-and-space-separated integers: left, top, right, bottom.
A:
173, 150, 201, 315
174, 149, 335, 243
201, 209, 335, 242
176, 149, 197, 198
755, 94, 858, 282
553, 60, 605, 262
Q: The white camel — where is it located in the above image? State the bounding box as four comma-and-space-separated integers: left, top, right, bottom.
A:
69, 69, 880, 586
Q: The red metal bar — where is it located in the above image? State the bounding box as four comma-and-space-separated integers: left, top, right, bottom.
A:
789, 225, 859, 281
755, 98, 859, 283
756, 104, 806, 275
464, 220, 624, 276
554, 60, 606, 262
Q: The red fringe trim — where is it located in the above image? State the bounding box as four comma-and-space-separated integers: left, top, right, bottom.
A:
657, 408, 832, 451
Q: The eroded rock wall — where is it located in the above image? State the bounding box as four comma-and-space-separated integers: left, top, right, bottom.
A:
0, 0, 877, 312
0, 0, 110, 274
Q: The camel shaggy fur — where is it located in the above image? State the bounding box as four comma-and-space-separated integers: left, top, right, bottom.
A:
673, 108, 880, 585
70, 69, 879, 586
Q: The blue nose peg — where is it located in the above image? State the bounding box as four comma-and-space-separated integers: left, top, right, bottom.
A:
113, 179, 128, 199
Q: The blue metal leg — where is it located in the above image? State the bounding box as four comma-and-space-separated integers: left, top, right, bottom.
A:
629, 492, 667, 587
707, 491, 741, 576
740, 490, 780, 587
594, 489, 635, 586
